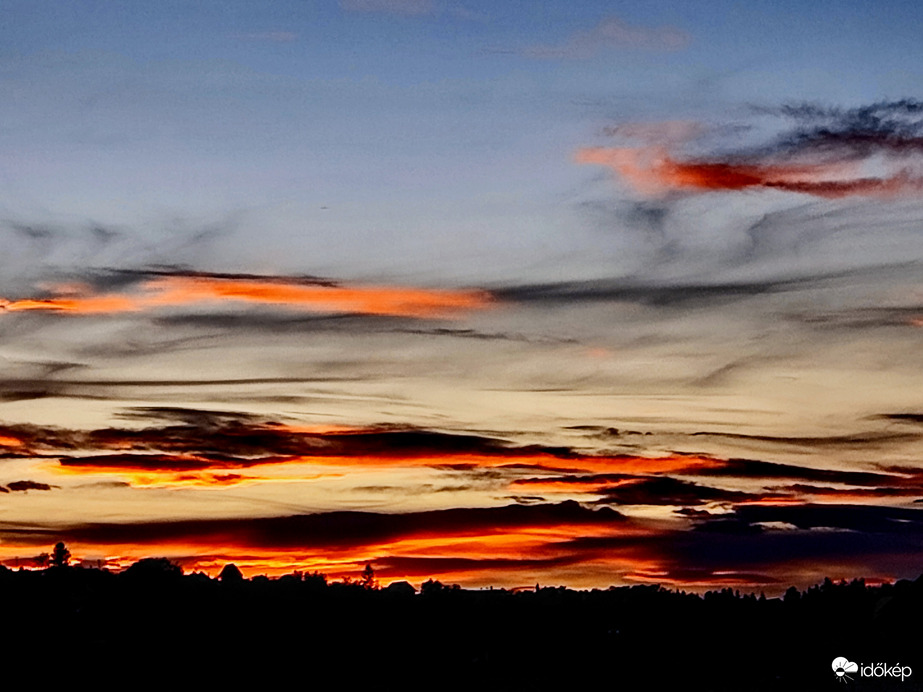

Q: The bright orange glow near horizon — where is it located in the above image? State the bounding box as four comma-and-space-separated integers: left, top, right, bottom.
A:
510, 478, 644, 493
0, 522, 654, 587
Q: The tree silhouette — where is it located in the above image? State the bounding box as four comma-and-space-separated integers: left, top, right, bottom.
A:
50, 542, 70, 568
123, 557, 183, 580
421, 578, 445, 595
360, 562, 378, 590
219, 563, 244, 584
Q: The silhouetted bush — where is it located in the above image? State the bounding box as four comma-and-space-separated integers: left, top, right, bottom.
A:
122, 557, 183, 581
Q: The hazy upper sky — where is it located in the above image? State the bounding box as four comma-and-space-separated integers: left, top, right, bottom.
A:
1, 0, 922, 590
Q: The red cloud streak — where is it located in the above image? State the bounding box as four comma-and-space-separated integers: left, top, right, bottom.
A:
576, 146, 923, 198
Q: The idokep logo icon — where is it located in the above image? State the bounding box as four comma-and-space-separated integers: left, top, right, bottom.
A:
832, 658, 858, 683
832, 657, 913, 683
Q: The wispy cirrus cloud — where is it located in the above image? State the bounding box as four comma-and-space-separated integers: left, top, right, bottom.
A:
577, 99, 923, 199
233, 31, 298, 43
523, 16, 690, 59
339, 0, 435, 15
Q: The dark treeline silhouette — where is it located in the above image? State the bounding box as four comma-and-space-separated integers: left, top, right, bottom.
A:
1, 550, 920, 689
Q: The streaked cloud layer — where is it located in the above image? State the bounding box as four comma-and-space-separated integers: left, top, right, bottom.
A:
1, 0, 922, 591
523, 16, 690, 58
2, 408, 921, 586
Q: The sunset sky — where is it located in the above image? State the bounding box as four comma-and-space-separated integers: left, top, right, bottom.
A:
1, 0, 922, 591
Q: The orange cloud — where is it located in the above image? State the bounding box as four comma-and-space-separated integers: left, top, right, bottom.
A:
510, 478, 643, 494
50, 450, 726, 493
574, 146, 889, 198
0, 275, 493, 319
580, 102, 923, 199
576, 145, 923, 199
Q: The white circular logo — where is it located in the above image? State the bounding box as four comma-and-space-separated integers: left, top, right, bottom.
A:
832, 657, 858, 683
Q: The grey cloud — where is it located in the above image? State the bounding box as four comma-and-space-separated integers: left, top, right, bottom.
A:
790, 306, 923, 331
4, 480, 56, 492
565, 504, 923, 579
523, 16, 689, 59
339, 0, 434, 14
233, 32, 298, 43
876, 413, 923, 425
758, 99, 923, 159
590, 476, 758, 506
689, 431, 921, 449
493, 274, 830, 309
691, 457, 917, 488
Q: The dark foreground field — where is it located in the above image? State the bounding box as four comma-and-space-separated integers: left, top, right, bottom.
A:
2, 561, 920, 690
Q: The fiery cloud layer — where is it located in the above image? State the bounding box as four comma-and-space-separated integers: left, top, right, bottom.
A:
1, 408, 727, 484
2, 499, 921, 589
1, 406, 921, 588
0, 270, 493, 319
